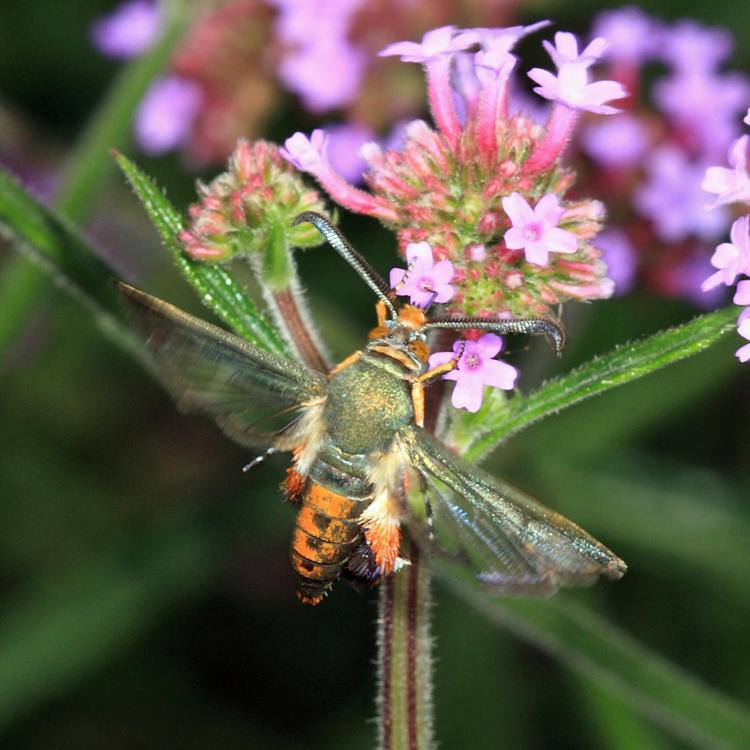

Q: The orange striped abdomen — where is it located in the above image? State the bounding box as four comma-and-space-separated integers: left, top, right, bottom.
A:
290, 481, 372, 604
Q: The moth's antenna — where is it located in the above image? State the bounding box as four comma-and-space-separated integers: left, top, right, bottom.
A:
419, 316, 565, 355
293, 212, 398, 319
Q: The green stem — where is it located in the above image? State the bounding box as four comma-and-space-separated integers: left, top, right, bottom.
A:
376, 541, 434, 750
0, 1, 190, 358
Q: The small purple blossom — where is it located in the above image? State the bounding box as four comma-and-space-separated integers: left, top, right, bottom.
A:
702, 135, 750, 208
736, 317, 750, 362
279, 129, 329, 174
702, 215, 750, 291
389, 243, 454, 307
134, 75, 203, 155
591, 6, 661, 65
542, 31, 609, 68
634, 146, 728, 242
596, 229, 638, 295
378, 25, 476, 63
90, 0, 161, 59
580, 114, 649, 168
502, 192, 578, 265
278, 41, 367, 112
653, 69, 750, 157
469, 21, 550, 57
428, 334, 517, 413
324, 122, 376, 183
734, 279, 750, 307
528, 61, 627, 115
658, 20, 733, 74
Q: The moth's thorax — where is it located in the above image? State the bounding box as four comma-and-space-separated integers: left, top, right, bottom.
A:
324, 358, 414, 455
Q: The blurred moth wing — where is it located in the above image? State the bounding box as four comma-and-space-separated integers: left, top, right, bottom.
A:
398, 425, 626, 595
117, 282, 327, 451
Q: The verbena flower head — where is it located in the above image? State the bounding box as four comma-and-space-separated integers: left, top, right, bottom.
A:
281, 23, 619, 321
389, 242, 454, 307
179, 139, 327, 261
428, 334, 517, 413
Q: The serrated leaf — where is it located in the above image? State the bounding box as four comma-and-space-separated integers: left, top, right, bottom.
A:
113, 151, 290, 357
0, 166, 137, 352
464, 307, 739, 462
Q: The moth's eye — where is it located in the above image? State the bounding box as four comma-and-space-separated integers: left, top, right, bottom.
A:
368, 325, 389, 340
409, 339, 429, 362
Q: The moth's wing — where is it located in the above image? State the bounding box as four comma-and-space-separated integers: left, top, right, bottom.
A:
118, 282, 328, 449
399, 425, 626, 596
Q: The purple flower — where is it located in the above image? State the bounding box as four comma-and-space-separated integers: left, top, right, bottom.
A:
528, 61, 627, 115
428, 334, 517, 413
90, 0, 161, 59
580, 114, 649, 168
278, 41, 367, 112
653, 69, 750, 157
702, 215, 750, 291
542, 31, 609, 69
134, 76, 203, 155
324, 122, 377, 183
736, 317, 750, 362
658, 20, 733, 74
279, 129, 329, 174
470, 21, 550, 57
270, 0, 363, 45
591, 6, 661, 65
734, 279, 750, 307
596, 229, 638, 295
389, 243, 454, 307
702, 135, 750, 208
634, 146, 729, 242
502, 192, 578, 265
378, 25, 476, 63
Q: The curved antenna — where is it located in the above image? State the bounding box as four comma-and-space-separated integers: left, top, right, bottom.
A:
419, 316, 565, 355
292, 211, 398, 319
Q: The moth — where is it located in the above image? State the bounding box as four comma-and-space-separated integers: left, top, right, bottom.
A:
118, 211, 626, 603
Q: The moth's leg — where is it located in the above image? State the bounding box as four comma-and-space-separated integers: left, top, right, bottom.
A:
410, 342, 465, 427
329, 350, 363, 376
242, 446, 276, 472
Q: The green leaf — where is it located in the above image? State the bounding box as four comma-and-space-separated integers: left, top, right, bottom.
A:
443, 577, 750, 750
0, 166, 137, 353
464, 307, 739, 462
113, 151, 290, 356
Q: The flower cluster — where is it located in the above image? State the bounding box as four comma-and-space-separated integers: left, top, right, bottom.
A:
701, 123, 750, 361
281, 23, 624, 321
178, 140, 327, 261
91, 0, 519, 166
573, 8, 750, 303
389, 245, 517, 412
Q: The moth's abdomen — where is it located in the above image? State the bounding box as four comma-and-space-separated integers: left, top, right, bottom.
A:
289, 461, 373, 605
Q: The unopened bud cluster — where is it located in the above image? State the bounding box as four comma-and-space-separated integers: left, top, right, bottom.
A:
179, 139, 328, 262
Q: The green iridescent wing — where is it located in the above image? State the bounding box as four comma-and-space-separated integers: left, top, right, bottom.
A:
118, 283, 328, 449
399, 425, 626, 595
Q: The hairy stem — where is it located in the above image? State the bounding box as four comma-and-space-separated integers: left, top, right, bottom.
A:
376, 540, 434, 750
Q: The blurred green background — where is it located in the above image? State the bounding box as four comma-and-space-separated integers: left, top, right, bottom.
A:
1, 0, 749, 748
